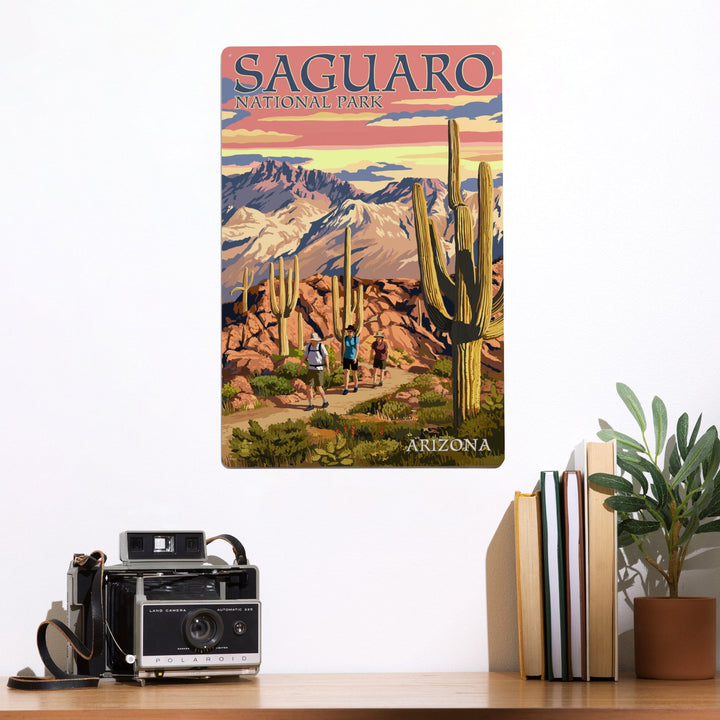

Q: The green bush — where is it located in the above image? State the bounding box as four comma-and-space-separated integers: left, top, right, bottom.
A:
418, 390, 447, 407
308, 409, 343, 430
349, 397, 386, 415
334, 419, 420, 445
353, 439, 402, 466
229, 419, 311, 467
325, 365, 345, 388
408, 373, 435, 390
274, 361, 303, 380
222, 382, 241, 414
431, 358, 452, 378
458, 413, 501, 436
417, 405, 453, 426
380, 399, 413, 420
249, 374, 294, 396
481, 382, 504, 414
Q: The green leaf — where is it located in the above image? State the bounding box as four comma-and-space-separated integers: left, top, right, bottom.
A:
588, 472, 633, 494
635, 456, 668, 508
696, 519, 720, 534
700, 471, 720, 518
617, 450, 643, 465
677, 413, 689, 459
652, 396, 668, 459
689, 414, 703, 448
617, 457, 648, 494
669, 444, 682, 476
597, 428, 645, 453
703, 438, 720, 486
605, 496, 646, 512
617, 382, 646, 432
618, 531, 636, 547
621, 518, 661, 535
673, 426, 717, 487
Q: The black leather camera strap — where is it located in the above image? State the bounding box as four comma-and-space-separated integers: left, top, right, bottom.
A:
7, 551, 106, 691
207, 533, 248, 565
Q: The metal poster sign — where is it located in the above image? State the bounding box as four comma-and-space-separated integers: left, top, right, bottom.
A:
221, 46, 504, 468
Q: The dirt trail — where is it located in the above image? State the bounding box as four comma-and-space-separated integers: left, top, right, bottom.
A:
222, 366, 416, 452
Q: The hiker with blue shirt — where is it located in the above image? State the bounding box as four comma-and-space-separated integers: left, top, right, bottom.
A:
342, 324, 359, 395
302, 332, 330, 411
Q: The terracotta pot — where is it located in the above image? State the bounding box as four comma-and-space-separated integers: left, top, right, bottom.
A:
634, 596, 716, 679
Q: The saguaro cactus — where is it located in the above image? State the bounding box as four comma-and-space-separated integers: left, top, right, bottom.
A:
229, 266, 255, 314
331, 227, 364, 341
267, 255, 300, 357
297, 309, 304, 350
412, 119, 504, 427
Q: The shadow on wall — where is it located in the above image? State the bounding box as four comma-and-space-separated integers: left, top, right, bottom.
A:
486, 502, 519, 671
13, 600, 66, 677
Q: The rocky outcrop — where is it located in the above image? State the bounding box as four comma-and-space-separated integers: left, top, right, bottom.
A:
222, 269, 503, 382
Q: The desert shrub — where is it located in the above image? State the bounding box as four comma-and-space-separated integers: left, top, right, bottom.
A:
417, 390, 447, 407
274, 361, 303, 380
457, 413, 504, 457
249, 374, 294, 396
481, 382, 504, 414
408, 373, 436, 390
222, 382, 240, 402
229, 419, 311, 467
335, 419, 422, 446
417, 405, 453, 426
325, 365, 345, 388
308, 409, 343, 430
349, 396, 387, 415
459, 410, 502, 437
222, 382, 241, 414
312, 433, 353, 466
353, 439, 402, 466
431, 358, 452, 378
380, 399, 413, 420
390, 349, 413, 365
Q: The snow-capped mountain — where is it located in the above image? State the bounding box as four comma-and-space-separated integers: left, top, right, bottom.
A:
222, 160, 503, 301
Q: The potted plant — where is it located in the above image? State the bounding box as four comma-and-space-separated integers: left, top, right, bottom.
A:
589, 382, 720, 679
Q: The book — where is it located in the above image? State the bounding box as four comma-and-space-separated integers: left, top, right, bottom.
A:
514, 491, 545, 679
573, 440, 618, 680
539, 471, 568, 681
220, 46, 504, 468
562, 470, 586, 680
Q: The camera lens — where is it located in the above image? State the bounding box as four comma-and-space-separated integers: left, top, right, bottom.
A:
183, 608, 224, 651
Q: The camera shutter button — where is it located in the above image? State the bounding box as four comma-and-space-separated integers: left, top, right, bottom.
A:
233, 621, 247, 636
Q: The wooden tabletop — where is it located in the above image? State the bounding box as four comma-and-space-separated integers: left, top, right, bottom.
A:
2, 672, 720, 719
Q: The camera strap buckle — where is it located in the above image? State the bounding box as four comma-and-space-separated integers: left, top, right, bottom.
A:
207, 534, 248, 565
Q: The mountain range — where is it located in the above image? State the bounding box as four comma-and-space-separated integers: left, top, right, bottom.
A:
221, 159, 503, 302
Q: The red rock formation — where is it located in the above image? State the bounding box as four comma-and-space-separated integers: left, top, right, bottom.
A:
222, 270, 503, 382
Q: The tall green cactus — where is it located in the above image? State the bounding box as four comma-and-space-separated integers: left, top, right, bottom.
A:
331, 227, 364, 342
297, 308, 304, 350
412, 119, 504, 427
267, 255, 300, 357
229, 266, 255, 314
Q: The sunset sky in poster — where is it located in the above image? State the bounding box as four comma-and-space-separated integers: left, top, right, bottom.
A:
221, 46, 502, 191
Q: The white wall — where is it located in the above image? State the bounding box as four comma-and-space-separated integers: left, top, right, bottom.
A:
2, 0, 719, 677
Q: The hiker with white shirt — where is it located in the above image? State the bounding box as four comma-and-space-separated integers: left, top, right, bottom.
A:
302, 332, 330, 411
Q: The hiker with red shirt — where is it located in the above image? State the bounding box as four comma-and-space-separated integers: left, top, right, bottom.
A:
369, 331, 390, 387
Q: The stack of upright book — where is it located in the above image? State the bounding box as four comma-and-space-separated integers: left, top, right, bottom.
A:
514, 440, 618, 681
